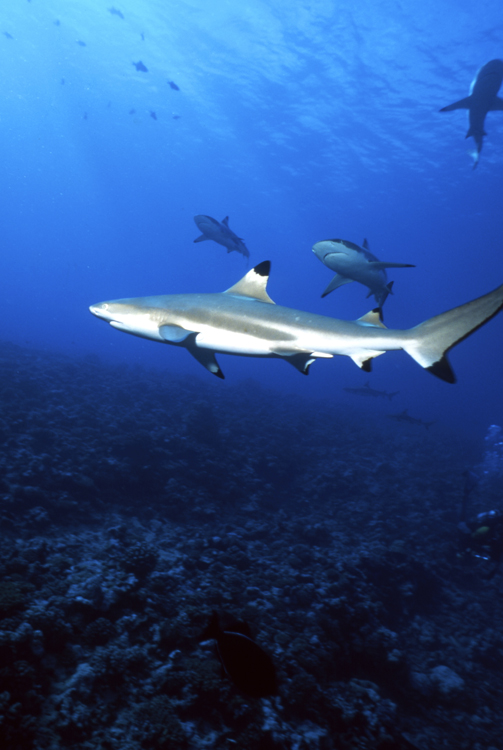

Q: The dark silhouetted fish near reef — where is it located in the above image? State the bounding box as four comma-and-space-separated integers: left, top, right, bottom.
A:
201, 612, 278, 698
344, 381, 399, 401
133, 60, 148, 72
168, 80, 180, 90
388, 409, 435, 429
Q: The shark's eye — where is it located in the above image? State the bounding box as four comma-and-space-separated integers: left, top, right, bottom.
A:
102, 304, 109, 310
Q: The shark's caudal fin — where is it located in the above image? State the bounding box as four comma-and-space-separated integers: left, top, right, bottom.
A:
403, 283, 503, 383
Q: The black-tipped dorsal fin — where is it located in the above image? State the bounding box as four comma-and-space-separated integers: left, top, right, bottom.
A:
224, 261, 275, 303
356, 309, 387, 328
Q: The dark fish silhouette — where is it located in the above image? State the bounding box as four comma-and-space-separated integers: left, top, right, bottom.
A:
140, 33, 145, 41
168, 80, 180, 91
77, 40, 86, 47
172, 114, 181, 120
3, 32, 13, 40
108, 7, 124, 19
150, 111, 157, 120
201, 612, 277, 698
344, 381, 399, 401
128, 108, 136, 115
133, 60, 148, 72
440, 59, 503, 168
54, 20, 60, 27
61, 78, 65, 85
388, 409, 435, 430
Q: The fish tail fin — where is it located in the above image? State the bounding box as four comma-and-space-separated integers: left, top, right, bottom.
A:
402, 283, 503, 382
388, 391, 400, 401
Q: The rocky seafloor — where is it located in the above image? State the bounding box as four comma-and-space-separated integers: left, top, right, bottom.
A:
0, 340, 502, 750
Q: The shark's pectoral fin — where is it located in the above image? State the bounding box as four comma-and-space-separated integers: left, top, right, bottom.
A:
159, 325, 197, 343
321, 274, 353, 298
368, 261, 416, 270
440, 96, 472, 112
187, 343, 224, 379
350, 350, 386, 371
490, 96, 503, 111
194, 234, 209, 243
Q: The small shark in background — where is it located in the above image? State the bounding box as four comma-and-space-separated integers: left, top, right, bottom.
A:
440, 59, 503, 168
168, 81, 180, 91
388, 410, 435, 430
133, 60, 148, 72
344, 381, 399, 401
108, 7, 124, 19
193, 215, 250, 259
312, 238, 415, 310
89, 261, 503, 382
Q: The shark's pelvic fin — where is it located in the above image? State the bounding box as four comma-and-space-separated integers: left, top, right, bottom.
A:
350, 350, 386, 371
440, 96, 472, 112
321, 274, 353, 298
404, 282, 503, 383
490, 96, 503, 111
194, 234, 209, 243
224, 261, 275, 303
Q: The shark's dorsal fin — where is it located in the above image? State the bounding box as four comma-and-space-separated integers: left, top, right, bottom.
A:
362, 238, 370, 250
222, 216, 230, 227
224, 261, 275, 303
356, 309, 387, 328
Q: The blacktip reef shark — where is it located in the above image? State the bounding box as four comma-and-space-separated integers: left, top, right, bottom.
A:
89, 261, 503, 383
194, 215, 250, 259
312, 238, 415, 309
344, 381, 399, 401
388, 410, 435, 430
440, 59, 503, 168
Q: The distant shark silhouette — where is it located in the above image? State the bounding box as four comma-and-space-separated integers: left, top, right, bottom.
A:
440, 59, 503, 168
388, 409, 435, 430
312, 238, 414, 309
194, 215, 250, 259
344, 381, 399, 401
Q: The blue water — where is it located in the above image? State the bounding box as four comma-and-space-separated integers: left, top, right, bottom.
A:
1, 0, 502, 437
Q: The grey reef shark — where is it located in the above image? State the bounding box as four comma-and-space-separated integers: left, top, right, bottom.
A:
90, 261, 503, 383
440, 58, 503, 168
193, 215, 250, 259
388, 409, 435, 430
344, 381, 399, 401
312, 238, 415, 311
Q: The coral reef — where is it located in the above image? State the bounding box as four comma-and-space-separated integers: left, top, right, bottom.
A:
0, 340, 501, 749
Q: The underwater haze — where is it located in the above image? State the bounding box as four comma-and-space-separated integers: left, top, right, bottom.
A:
1, 0, 502, 436
2, 2, 503, 749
